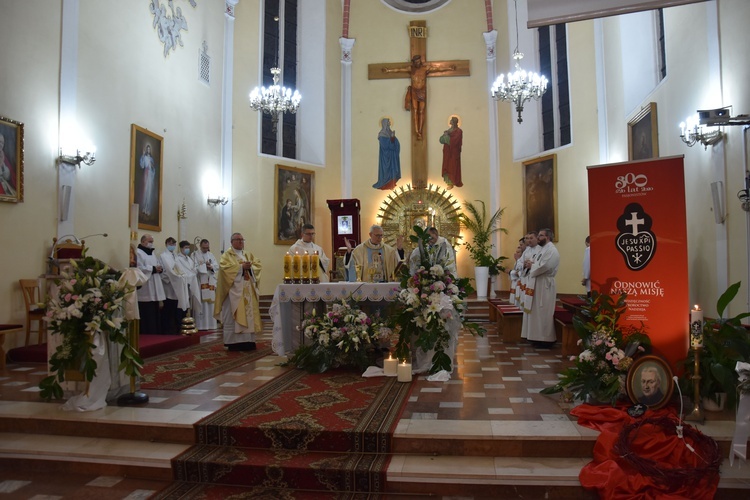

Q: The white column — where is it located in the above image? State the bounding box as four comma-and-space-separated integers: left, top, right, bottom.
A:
58, 0, 80, 238
340, 37, 355, 199
221, 0, 239, 252
484, 30, 501, 261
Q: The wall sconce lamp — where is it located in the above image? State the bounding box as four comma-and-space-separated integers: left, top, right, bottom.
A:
58, 148, 96, 167
207, 196, 229, 207
679, 114, 723, 150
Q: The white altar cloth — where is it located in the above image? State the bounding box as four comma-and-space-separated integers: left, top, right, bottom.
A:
270, 282, 400, 356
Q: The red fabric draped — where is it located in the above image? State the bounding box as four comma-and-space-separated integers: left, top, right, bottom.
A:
571, 404, 719, 499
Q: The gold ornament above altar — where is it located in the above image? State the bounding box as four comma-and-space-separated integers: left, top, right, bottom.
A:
377, 184, 462, 255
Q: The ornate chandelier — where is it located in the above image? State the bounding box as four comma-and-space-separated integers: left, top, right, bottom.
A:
249, 67, 301, 132
490, 0, 548, 124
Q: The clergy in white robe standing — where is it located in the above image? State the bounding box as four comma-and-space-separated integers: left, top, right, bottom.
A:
408, 227, 456, 276
214, 232, 262, 351
160, 237, 189, 335
289, 223, 331, 282
176, 241, 202, 318
525, 228, 560, 347
344, 224, 404, 282
135, 234, 165, 334
520, 232, 539, 340
193, 238, 218, 330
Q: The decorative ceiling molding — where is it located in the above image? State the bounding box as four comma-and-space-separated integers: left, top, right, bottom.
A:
149, 0, 198, 58
527, 0, 708, 28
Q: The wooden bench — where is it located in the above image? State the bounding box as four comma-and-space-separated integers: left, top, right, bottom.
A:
0, 324, 24, 370
496, 304, 524, 343
487, 298, 506, 322
553, 310, 579, 357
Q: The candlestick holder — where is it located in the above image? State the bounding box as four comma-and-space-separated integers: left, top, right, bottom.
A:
685, 344, 705, 423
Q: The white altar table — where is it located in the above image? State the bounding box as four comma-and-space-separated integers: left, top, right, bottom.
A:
270, 282, 401, 356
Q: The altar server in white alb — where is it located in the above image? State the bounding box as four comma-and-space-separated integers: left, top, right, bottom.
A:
524, 228, 560, 348
176, 240, 202, 318
288, 223, 330, 282
160, 237, 190, 335
135, 233, 165, 334
215, 232, 262, 351
193, 238, 218, 330
520, 231, 540, 340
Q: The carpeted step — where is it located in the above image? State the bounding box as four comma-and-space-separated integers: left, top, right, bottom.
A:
154, 481, 393, 499
172, 444, 389, 493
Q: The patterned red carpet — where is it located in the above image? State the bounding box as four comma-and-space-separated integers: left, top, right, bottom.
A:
140, 340, 272, 391
157, 368, 413, 497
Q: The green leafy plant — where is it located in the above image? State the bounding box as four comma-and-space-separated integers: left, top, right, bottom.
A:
39, 255, 141, 401
679, 281, 750, 410
541, 291, 651, 405
459, 200, 507, 276
389, 226, 484, 373
285, 298, 391, 373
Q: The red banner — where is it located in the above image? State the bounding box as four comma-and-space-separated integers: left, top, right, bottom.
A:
587, 156, 688, 371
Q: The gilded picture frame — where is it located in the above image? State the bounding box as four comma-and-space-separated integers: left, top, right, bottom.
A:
129, 124, 164, 232
627, 355, 674, 410
628, 102, 659, 161
275, 164, 314, 245
0, 115, 24, 203
522, 154, 557, 241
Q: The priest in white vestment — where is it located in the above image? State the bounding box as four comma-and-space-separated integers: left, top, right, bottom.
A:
135, 234, 165, 334
520, 232, 539, 340
508, 241, 525, 306
344, 224, 404, 282
193, 238, 218, 330
408, 227, 456, 276
288, 223, 331, 282
525, 228, 560, 347
160, 237, 190, 335
176, 240, 202, 318
214, 232, 262, 351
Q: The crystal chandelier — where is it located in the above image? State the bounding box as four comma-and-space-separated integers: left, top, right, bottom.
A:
249, 67, 301, 132
679, 114, 723, 150
490, 0, 548, 124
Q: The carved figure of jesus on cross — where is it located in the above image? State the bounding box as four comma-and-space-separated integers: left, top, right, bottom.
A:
368, 21, 469, 190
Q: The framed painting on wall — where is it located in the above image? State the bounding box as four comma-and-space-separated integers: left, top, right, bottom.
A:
129, 124, 163, 232
522, 154, 557, 241
628, 102, 659, 161
275, 164, 314, 245
0, 115, 24, 203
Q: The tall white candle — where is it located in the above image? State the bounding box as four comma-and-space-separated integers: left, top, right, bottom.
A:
383, 354, 398, 377
690, 305, 703, 348
130, 203, 139, 237
397, 361, 412, 382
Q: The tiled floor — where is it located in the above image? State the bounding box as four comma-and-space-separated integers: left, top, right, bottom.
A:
0, 313, 747, 498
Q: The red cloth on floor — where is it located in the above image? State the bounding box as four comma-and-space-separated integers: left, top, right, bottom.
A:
571, 404, 719, 499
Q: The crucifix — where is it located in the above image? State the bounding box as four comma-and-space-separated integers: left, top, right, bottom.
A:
368, 20, 470, 190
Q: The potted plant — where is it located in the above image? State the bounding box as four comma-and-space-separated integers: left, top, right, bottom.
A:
679, 282, 750, 410
459, 200, 507, 297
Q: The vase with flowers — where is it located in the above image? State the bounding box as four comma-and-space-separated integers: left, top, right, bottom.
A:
39, 255, 141, 401
286, 298, 392, 373
390, 226, 484, 375
541, 291, 651, 405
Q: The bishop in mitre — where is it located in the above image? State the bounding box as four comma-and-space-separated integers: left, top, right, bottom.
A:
214, 232, 262, 351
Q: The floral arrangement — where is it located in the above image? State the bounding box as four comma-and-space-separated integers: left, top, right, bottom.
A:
286, 298, 392, 373
390, 226, 484, 374
39, 255, 142, 400
541, 291, 651, 405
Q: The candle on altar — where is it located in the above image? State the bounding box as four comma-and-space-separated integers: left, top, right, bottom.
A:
397, 361, 412, 382
301, 251, 310, 283
283, 252, 292, 283
690, 304, 703, 348
383, 354, 398, 377
292, 251, 301, 283
311, 251, 320, 283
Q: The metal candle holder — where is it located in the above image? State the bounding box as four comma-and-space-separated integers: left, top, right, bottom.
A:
686, 319, 705, 423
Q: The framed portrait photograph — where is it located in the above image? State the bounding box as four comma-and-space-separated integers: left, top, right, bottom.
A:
0, 115, 24, 203
337, 215, 353, 235
522, 154, 557, 241
129, 124, 164, 232
275, 164, 314, 245
628, 102, 659, 161
627, 355, 674, 410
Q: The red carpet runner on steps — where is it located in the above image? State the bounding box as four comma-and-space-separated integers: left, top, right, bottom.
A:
140, 339, 272, 391
156, 368, 413, 497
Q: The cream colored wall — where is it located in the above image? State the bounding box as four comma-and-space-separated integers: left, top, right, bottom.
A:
0, 1, 225, 350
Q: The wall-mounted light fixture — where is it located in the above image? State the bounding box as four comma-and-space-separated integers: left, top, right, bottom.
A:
207, 196, 229, 207
679, 114, 723, 150
58, 147, 96, 167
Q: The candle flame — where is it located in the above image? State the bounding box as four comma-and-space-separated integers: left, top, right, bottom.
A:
693, 304, 701, 311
